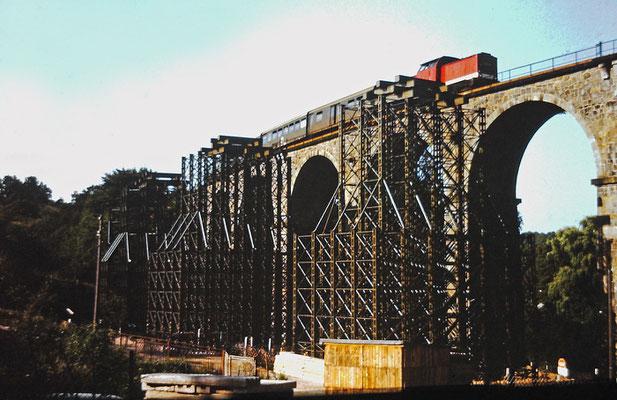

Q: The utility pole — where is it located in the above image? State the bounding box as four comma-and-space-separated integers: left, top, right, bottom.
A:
93, 215, 102, 331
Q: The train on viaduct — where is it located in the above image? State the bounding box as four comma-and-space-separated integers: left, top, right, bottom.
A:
99, 40, 617, 379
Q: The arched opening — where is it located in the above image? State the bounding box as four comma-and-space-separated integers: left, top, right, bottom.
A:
290, 156, 338, 235
468, 101, 604, 379
517, 113, 597, 232
517, 114, 606, 379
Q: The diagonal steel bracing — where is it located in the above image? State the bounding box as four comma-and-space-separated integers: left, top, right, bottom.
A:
293, 88, 487, 359
147, 138, 291, 347
141, 82, 520, 378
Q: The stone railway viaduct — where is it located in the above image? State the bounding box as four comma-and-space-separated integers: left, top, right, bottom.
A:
290, 53, 617, 243
102, 44, 617, 380
280, 50, 617, 375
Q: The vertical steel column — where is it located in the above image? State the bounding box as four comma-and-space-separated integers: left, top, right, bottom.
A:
310, 231, 317, 356
402, 98, 413, 341
273, 155, 284, 343
351, 227, 357, 339
230, 156, 241, 341
406, 106, 429, 343
271, 153, 292, 347
329, 230, 336, 339
454, 109, 468, 351
292, 232, 298, 350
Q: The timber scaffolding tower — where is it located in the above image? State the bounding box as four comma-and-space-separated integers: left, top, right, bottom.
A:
147, 78, 525, 378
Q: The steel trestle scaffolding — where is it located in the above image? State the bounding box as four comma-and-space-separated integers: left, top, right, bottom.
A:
293, 83, 488, 362
147, 137, 292, 347
101, 172, 180, 332
144, 78, 523, 378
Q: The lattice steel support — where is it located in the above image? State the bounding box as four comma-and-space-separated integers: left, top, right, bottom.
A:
100, 171, 179, 332
293, 88, 487, 358
147, 138, 291, 348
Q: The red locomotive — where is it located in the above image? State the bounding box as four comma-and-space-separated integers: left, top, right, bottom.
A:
415, 53, 498, 86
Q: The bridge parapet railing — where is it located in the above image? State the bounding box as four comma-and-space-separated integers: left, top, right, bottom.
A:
498, 39, 617, 82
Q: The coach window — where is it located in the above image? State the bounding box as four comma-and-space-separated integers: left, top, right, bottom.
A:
300, 118, 306, 128
283, 126, 288, 135
316, 111, 323, 122
330, 105, 337, 122
294, 121, 300, 131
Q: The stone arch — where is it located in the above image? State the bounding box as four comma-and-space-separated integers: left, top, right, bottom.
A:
461, 59, 617, 379
290, 155, 339, 235
474, 100, 581, 202
484, 91, 603, 177
466, 94, 603, 378
289, 138, 340, 190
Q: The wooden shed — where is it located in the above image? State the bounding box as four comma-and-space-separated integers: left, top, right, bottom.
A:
320, 339, 450, 390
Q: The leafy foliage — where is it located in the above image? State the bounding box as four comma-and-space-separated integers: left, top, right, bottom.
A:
0, 171, 189, 397
0, 176, 62, 315
0, 170, 146, 325
522, 216, 608, 374
0, 317, 127, 398
136, 358, 199, 375
0, 172, 612, 392
0, 316, 206, 399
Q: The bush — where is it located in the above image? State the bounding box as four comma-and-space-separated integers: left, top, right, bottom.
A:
136, 358, 198, 375
0, 317, 128, 399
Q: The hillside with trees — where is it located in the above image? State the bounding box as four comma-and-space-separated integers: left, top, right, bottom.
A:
0, 172, 611, 395
0, 171, 197, 398
0, 170, 145, 326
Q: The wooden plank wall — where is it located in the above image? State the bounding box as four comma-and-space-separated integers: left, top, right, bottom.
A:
324, 342, 449, 390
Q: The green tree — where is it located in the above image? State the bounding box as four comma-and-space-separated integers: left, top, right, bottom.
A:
67, 168, 147, 329
547, 265, 603, 324
0, 176, 59, 313
0, 317, 128, 398
523, 216, 607, 374
66, 168, 146, 282
0, 170, 147, 324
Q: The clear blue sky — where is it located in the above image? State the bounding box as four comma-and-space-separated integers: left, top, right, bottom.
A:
1, 0, 615, 232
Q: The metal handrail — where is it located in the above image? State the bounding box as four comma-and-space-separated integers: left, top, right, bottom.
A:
498, 39, 617, 82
